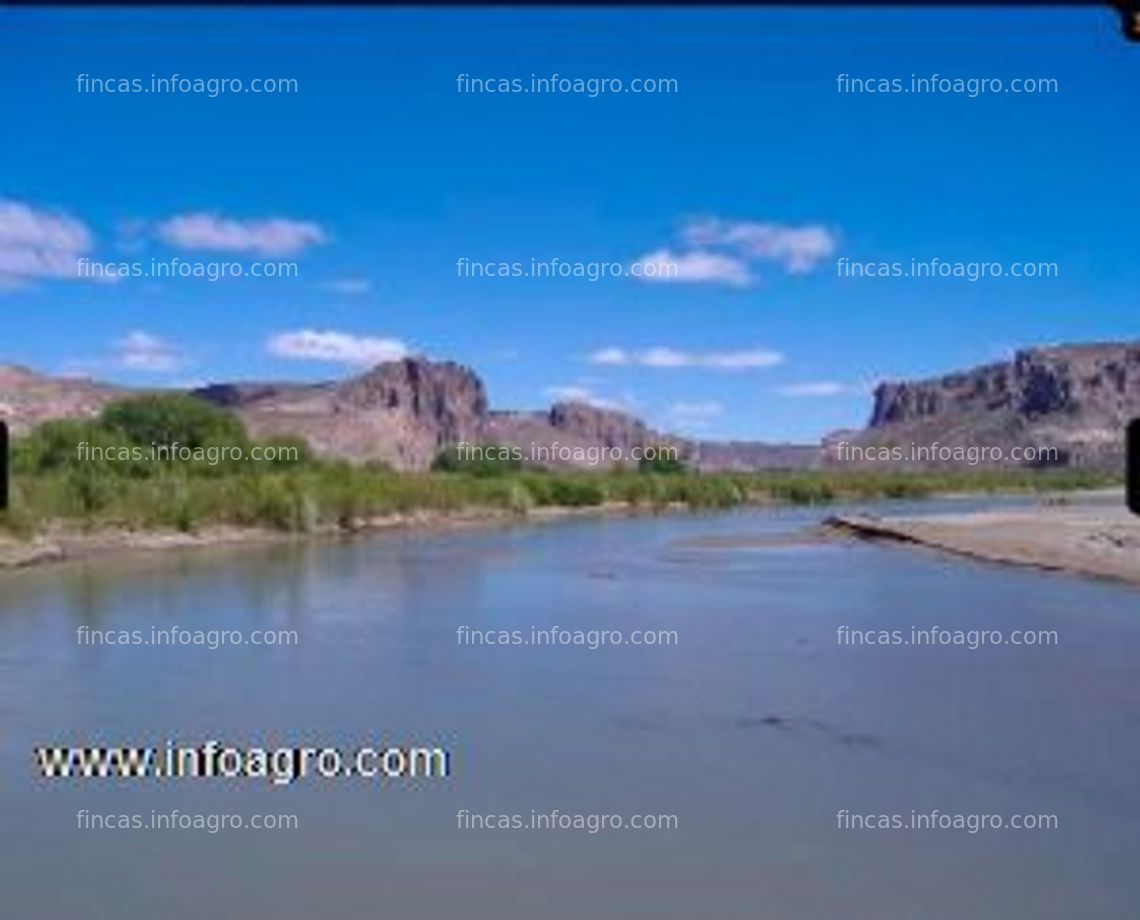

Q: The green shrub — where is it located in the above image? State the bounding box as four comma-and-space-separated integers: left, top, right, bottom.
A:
102, 394, 247, 450
1, 412, 1124, 540
66, 465, 115, 516
255, 436, 312, 469
432, 444, 523, 477
638, 448, 688, 475
12, 419, 136, 475
545, 477, 606, 507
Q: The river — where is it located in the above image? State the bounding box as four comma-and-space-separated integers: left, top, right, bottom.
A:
1, 500, 1137, 918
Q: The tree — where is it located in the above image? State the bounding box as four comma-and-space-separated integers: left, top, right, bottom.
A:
101, 394, 247, 449
638, 447, 688, 475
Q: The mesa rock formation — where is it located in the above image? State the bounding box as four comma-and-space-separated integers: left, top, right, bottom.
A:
827, 342, 1140, 470
194, 358, 488, 470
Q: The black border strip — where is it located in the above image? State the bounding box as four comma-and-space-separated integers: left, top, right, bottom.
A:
1128, 419, 1140, 515
0, 421, 7, 513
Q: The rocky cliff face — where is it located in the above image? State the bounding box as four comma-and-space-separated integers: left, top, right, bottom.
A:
836, 342, 1140, 470
13, 342, 1130, 474
194, 358, 488, 470
486, 403, 687, 469
547, 401, 655, 449
2, 356, 696, 472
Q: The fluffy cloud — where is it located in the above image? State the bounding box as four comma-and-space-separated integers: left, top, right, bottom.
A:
0, 199, 109, 285
775, 381, 861, 397
631, 216, 837, 286
543, 385, 630, 412
115, 330, 183, 372
63, 330, 183, 376
158, 213, 327, 256
685, 219, 837, 273
630, 248, 751, 287
267, 329, 410, 366
669, 400, 724, 421
589, 346, 784, 370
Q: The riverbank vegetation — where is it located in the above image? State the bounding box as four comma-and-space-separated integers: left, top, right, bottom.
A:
0, 396, 1120, 538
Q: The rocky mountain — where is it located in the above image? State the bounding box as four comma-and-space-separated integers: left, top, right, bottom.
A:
486, 403, 690, 469
194, 358, 487, 470
5, 341, 1135, 473
0, 355, 817, 472
827, 342, 1140, 470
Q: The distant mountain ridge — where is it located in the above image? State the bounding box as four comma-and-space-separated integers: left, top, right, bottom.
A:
0, 357, 805, 471
191, 360, 807, 471
2, 340, 1137, 472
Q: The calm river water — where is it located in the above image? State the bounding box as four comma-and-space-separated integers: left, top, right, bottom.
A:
1, 500, 1137, 919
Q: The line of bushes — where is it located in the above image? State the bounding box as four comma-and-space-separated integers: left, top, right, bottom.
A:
0, 395, 1121, 538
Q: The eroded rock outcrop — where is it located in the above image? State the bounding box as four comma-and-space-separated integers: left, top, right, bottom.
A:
834, 342, 1140, 470
194, 357, 488, 470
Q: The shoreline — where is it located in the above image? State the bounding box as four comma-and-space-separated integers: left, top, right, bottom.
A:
3, 490, 1133, 578
825, 505, 1140, 587
0, 501, 696, 572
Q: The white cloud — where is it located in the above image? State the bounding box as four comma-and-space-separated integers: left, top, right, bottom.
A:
543, 385, 629, 412
685, 219, 837, 273
588, 347, 628, 366
267, 329, 410, 366
775, 381, 861, 397
116, 331, 183, 372
630, 248, 751, 287
669, 400, 724, 420
0, 201, 90, 250
317, 278, 371, 295
630, 216, 837, 286
158, 213, 327, 256
588, 346, 784, 371
63, 330, 184, 376
0, 199, 111, 286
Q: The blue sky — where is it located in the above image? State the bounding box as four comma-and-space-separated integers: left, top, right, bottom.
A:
1, 6, 1136, 441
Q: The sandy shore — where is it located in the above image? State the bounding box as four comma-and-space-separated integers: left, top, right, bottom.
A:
826, 502, 1140, 586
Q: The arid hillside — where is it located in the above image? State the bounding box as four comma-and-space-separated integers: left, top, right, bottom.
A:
4, 342, 1136, 472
